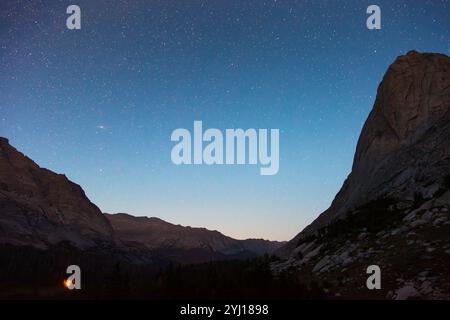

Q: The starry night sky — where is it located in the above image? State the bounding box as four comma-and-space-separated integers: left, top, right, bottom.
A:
1, 0, 449, 240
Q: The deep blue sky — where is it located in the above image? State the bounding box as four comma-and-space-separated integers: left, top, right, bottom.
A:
1, 0, 449, 240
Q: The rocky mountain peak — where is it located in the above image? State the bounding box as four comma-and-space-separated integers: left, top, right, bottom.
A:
272, 52, 450, 299
274, 51, 450, 298
300, 51, 450, 235
355, 51, 449, 161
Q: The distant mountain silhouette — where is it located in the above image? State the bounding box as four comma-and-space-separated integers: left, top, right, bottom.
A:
106, 213, 283, 264
275, 51, 450, 299
0, 137, 282, 264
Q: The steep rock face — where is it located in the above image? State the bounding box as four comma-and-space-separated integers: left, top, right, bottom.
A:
296, 51, 450, 241
106, 213, 283, 260
274, 51, 450, 299
0, 137, 114, 248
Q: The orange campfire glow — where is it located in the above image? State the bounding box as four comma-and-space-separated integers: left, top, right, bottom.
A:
63, 279, 72, 288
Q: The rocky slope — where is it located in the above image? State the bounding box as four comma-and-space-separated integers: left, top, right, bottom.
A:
0, 137, 115, 249
274, 51, 450, 299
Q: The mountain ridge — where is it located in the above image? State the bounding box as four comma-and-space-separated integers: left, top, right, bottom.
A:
0, 137, 282, 261
106, 212, 284, 259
